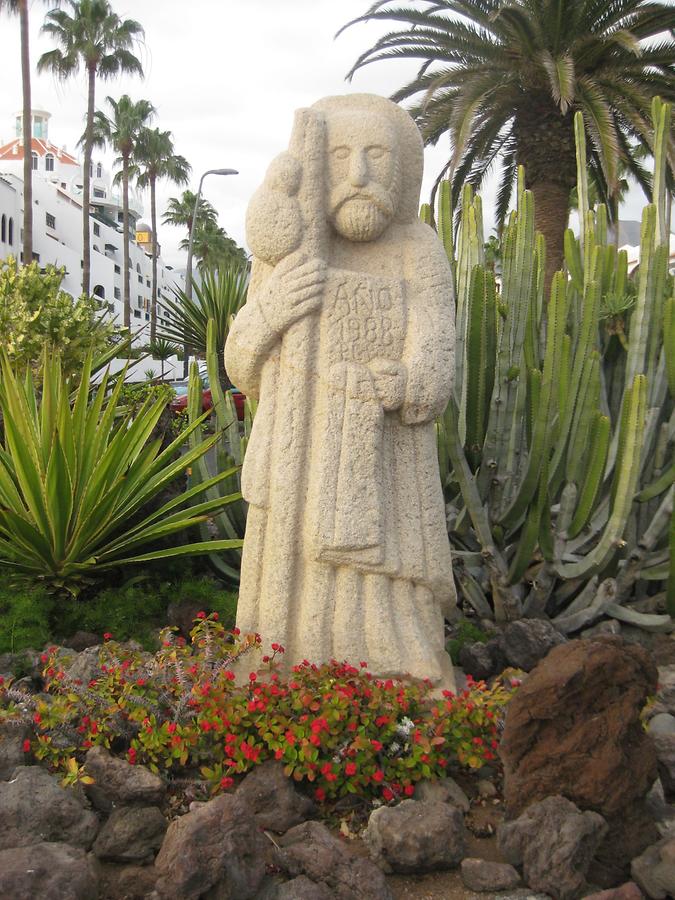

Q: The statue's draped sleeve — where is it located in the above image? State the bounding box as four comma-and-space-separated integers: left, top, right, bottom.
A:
400, 224, 456, 425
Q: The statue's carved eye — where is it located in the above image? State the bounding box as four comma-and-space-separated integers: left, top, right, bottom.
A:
367, 146, 386, 159
333, 147, 350, 160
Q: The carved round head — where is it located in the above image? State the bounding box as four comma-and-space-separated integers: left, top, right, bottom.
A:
313, 94, 424, 243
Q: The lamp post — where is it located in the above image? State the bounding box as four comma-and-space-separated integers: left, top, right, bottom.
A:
183, 167, 238, 376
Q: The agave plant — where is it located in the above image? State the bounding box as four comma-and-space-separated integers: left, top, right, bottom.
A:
0, 348, 242, 595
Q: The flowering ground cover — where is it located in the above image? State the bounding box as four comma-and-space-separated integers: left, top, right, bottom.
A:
0, 614, 514, 806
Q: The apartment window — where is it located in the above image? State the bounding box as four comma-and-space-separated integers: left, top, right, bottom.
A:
138, 274, 143, 283
31, 152, 38, 171
46, 213, 56, 229
145, 313, 150, 321
114, 287, 121, 300
45, 154, 55, 172
114, 264, 121, 274
137, 297, 143, 307
146, 279, 151, 288
93, 188, 105, 199
136, 263, 141, 272
8, 218, 13, 245
133, 310, 141, 319
93, 223, 100, 237
118, 212, 123, 223
1, 215, 5, 243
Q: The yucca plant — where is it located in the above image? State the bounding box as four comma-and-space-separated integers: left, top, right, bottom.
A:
434, 98, 674, 628
185, 318, 254, 584
0, 348, 242, 595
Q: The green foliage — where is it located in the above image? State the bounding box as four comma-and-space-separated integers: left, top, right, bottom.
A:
447, 620, 490, 665
0, 348, 242, 595
434, 100, 673, 632
0, 259, 116, 378
0, 584, 52, 654
6, 615, 512, 802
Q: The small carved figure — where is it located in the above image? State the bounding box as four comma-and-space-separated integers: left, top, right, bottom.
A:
225, 94, 456, 686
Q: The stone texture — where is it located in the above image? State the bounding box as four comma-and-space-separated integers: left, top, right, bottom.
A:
92, 805, 166, 862
62, 631, 100, 652
498, 795, 607, 900
0, 719, 30, 778
501, 619, 566, 671
64, 645, 103, 685
364, 798, 466, 873
645, 778, 675, 838
225, 94, 457, 689
649, 713, 675, 736
413, 776, 470, 812
583, 884, 644, 900
0, 841, 99, 899
500, 637, 658, 883
236, 759, 316, 831
652, 733, 675, 798
631, 836, 675, 899
96, 862, 159, 900
154, 793, 266, 899
460, 858, 520, 892
459, 639, 505, 681
277, 820, 393, 899
0, 765, 99, 850
275, 876, 334, 899
85, 745, 166, 811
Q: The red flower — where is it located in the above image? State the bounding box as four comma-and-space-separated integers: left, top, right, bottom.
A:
345, 762, 357, 777
232, 627, 240, 635
22, 739, 31, 753
196, 611, 207, 619
212, 612, 219, 621
275, 748, 283, 760
372, 769, 384, 783
404, 784, 415, 797
314, 787, 326, 802
103, 633, 112, 641
382, 787, 394, 801
249, 672, 257, 682
360, 661, 368, 668
220, 776, 234, 789
167, 723, 177, 734
375, 716, 390, 728
371, 740, 383, 751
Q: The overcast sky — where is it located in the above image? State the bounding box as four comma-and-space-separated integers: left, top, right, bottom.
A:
0, 0, 652, 267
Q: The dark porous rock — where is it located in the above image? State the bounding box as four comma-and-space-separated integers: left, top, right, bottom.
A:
62, 631, 101, 652
166, 599, 207, 638
96, 862, 159, 900
364, 799, 466, 874
459, 638, 505, 681
500, 637, 658, 884
645, 778, 675, 838
583, 884, 645, 900
85, 746, 166, 811
460, 857, 520, 892
413, 776, 470, 812
154, 793, 266, 900
0, 841, 98, 899
0, 719, 30, 779
275, 875, 334, 899
64, 645, 103, 685
631, 835, 675, 899
497, 795, 607, 900
652, 733, 675, 799
0, 765, 99, 850
92, 805, 166, 862
236, 759, 317, 832
277, 820, 393, 899
501, 618, 566, 671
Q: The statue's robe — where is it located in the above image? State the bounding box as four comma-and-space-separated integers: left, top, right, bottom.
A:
225, 223, 457, 685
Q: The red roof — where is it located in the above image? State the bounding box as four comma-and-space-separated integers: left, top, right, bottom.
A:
0, 137, 78, 166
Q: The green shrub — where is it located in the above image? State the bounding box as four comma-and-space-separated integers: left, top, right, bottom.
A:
0, 585, 53, 654
447, 620, 490, 665
5, 615, 513, 799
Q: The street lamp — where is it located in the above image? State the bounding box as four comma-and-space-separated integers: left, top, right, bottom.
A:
183, 167, 238, 376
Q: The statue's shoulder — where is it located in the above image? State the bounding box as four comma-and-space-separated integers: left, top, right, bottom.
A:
393, 221, 452, 269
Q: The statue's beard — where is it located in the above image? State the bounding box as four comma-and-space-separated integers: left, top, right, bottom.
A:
329, 182, 397, 242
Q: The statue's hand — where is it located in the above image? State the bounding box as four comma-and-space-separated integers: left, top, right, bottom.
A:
370, 359, 407, 411
262, 253, 326, 334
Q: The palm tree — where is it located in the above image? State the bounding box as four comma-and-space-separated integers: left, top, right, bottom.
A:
38, 0, 144, 296
147, 337, 179, 380
179, 222, 248, 272
163, 189, 219, 238
341, 0, 675, 286
91, 95, 155, 328
157, 263, 249, 393
132, 128, 190, 342
0, 0, 45, 265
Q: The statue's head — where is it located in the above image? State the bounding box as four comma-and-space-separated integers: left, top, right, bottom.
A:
313, 94, 424, 244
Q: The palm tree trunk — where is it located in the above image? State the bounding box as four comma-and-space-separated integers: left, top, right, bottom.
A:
82, 62, 96, 296
531, 180, 569, 293
19, 0, 32, 265
150, 174, 158, 343
122, 154, 130, 329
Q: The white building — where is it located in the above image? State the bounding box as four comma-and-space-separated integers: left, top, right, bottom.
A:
0, 109, 184, 350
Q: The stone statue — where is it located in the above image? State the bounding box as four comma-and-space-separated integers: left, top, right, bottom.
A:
225, 94, 456, 687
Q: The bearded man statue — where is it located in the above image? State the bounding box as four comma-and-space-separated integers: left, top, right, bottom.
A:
225, 94, 457, 688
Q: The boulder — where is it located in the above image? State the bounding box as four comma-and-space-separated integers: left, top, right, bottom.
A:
0, 720, 30, 779
631, 835, 675, 899
649, 714, 675, 737
645, 778, 675, 838
92, 805, 166, 862
501, 619, 566, 671
413, 776, 470, 812
64, 646, 103, 685
460, 857, 520, 892
275, 875, 334, 899
583, 884, 644, 900
85, 746, 166, 811
652, 734, 675, 798
364, 799, 466, 873
458, 639, 505, 681
277, 820, 393, 899
0, 766, 99, 850
500, 637, 659, 882
154, 793, 266, 899
96, 862, 159, 900
498, 795, 607, 900
62, 631, 100, 652
0, 841, 99, 900
236, 760, 316, 831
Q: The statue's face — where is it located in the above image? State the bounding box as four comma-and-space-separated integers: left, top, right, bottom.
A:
326, 112, 400, 242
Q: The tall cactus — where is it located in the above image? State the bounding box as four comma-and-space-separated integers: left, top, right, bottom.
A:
436, 99, 674, 630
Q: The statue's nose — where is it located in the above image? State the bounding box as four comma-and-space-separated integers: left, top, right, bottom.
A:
349, 151, 368, 188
